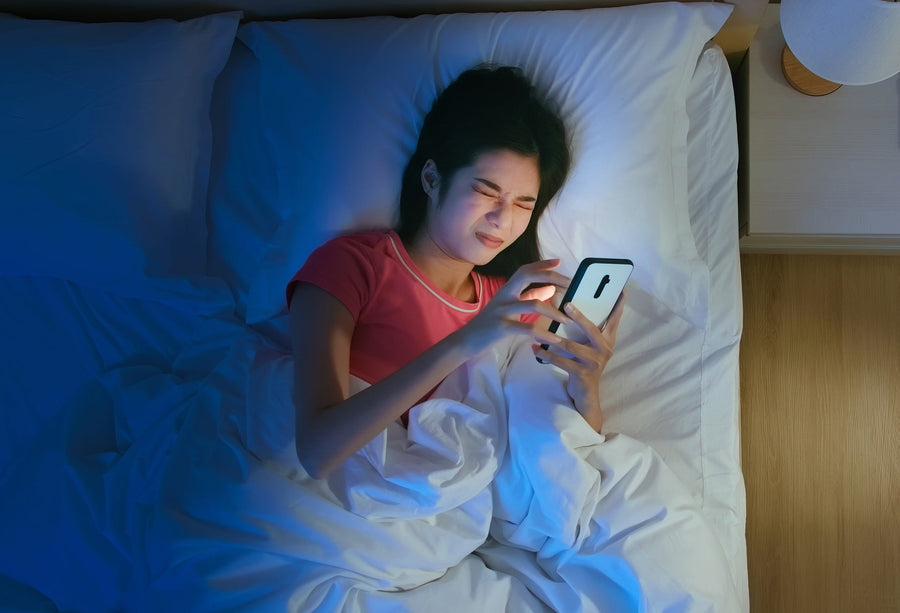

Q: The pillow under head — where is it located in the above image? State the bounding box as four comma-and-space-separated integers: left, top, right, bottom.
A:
207, 2, 732, 326
0, 11, 241, 297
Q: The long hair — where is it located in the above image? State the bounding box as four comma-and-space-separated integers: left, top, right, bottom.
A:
397, 65, 570, 278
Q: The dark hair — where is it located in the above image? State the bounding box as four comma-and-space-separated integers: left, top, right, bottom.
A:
397, 65, 570, 278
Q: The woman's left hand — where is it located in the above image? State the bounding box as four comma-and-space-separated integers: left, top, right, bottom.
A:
531, 291, 626, 432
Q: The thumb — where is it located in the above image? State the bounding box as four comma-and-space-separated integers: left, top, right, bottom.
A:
520, 284, 556, 302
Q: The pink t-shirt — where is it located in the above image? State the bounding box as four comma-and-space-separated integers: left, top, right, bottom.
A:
286, 230, 506, 392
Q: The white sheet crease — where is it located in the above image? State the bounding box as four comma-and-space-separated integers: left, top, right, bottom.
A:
137, 334, 740, 612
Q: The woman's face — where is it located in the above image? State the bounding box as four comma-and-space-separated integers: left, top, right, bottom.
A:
422, 149, 540, 266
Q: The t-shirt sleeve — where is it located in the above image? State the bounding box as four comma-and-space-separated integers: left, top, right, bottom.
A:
285, 237, 376, 319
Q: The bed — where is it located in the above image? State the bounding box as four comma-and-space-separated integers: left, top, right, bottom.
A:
0, 1, 749, 611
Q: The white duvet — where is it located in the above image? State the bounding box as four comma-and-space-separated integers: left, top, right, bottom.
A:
118, 329, 742, 612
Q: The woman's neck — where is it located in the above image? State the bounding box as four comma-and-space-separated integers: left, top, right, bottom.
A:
404, 231, 477, 303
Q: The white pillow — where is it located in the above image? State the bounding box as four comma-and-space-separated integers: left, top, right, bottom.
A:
0, 12, 241, 293
208, 2, 731, 325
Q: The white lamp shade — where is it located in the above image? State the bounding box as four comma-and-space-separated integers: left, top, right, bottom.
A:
781, 0, 900, 85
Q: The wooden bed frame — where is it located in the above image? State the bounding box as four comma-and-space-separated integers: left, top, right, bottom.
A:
0, 0, 765, 69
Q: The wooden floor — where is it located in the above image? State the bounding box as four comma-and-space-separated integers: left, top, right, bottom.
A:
739, 254, 899, 613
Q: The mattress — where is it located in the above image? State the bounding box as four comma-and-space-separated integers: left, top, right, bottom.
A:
584, 42, 747, 608
0, 37, 745, 613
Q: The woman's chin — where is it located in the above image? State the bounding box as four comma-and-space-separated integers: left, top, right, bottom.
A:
459, 240, 505, 266
471, 250, 499, 266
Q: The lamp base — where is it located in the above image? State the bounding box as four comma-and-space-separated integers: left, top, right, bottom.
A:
781, 45, 842, 96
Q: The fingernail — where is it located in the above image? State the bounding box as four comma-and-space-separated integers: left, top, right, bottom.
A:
564, 303, 576, 315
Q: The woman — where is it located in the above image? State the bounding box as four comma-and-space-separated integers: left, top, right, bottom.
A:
287, 66, 624, 479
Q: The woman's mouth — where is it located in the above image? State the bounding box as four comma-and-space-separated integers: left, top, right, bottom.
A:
475, 232, 504, 249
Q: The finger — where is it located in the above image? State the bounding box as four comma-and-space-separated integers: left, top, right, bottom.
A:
532, 329, 593, 362
505, 261, 570, 296
506, 299, 574, 325
501, 319, 543, 336
498, 312, 582, 338
514, 258, 562, 278
532, 343, 576, 370
519, 284, 555, 302
601, 290, 627, 336
530, 258, 563, 269
563, 302, 596, 329
509, 271, 571, 297
561, 302, 605, 347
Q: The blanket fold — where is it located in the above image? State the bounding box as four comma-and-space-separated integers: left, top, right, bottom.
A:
2, 321, 740, 612
139, 334, 740, 611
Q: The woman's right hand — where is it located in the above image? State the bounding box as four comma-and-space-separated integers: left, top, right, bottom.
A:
456, 258, 573, 355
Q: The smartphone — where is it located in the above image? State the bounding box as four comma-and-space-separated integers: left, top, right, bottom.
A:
538, 257, 633, 361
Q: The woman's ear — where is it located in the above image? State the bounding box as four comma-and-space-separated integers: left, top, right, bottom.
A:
420, 159, 441, 197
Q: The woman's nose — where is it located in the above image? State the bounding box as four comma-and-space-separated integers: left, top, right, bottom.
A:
486, 198, 513, 229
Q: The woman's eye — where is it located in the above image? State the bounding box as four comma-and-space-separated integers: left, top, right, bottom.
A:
473, 184, 533, 210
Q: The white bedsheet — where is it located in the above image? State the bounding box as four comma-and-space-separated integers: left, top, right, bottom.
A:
0, 40, 745, 613
129, 333, 739, 612
0, 275, 742, 612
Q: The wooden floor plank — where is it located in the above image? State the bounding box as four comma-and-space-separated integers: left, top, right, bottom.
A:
739, 254, 899, 613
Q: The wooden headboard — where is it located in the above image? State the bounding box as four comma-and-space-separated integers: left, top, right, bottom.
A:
0, 0, 766, 69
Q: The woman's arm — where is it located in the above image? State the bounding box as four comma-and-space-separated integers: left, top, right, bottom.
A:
290, 260, 572, 479
290, 283, 474, 479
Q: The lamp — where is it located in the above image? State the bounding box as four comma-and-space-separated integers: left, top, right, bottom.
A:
780, 0, 900, 96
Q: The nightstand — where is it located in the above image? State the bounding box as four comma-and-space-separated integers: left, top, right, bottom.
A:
738, 4, 900, 254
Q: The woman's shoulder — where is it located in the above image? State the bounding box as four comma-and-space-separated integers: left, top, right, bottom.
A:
322, 228, 393, 248
297, 229, 395, 282
312, 228, 397, 259
288, 230, 395, 310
